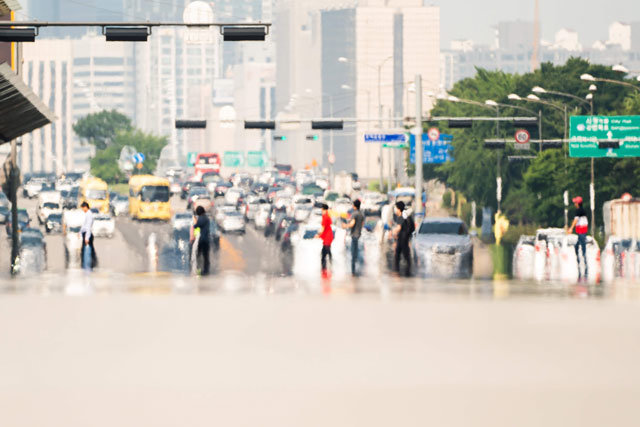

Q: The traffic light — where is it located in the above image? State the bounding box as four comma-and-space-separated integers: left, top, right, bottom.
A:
541, 140, 563, 150
105, 27, 149, 42
448, 119, 473, 129
598, 140, 620, 149
513, 118, 539, 128
306, 134, 319, 141
484, 140, 506, 149
0, 28, 37, 42
175, 119, 206, 129
311, 120, 343, 130
222, 26, 267, 41
244, 121, 276, 129
274, 135, 287, 141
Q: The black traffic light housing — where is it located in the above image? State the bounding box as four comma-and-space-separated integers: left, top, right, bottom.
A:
448, 119, 473, 128
175, 120, 207, 129
311, 120, 343, 130
105, 27, 149, 42
484, 140, 506, 149
598, 140, 620, 149
244, 121, 276, 130
222, 26, 267, 41
513, 118, 539, 128
0, 28, 37, 42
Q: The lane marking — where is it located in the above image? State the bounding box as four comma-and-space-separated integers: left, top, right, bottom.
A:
219, 236, 246, 272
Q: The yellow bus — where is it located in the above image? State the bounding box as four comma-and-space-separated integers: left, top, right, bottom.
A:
128, 175, 171, 221
78, 177, 109, 214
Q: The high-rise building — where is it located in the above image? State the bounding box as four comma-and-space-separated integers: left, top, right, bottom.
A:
20, 39, 74, 174
321, 0, 440, 179
497, 21, 535, 51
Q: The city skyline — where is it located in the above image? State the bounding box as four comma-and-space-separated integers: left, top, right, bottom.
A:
432, 0, 638, 47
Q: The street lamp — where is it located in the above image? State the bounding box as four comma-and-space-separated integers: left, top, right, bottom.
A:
581, 73, 640, 92
531, 85, 591, 110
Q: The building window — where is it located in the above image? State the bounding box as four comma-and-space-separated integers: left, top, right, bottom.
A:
94, 57, 124, 66
94, 71, 123, 77
73, 57, 90, 66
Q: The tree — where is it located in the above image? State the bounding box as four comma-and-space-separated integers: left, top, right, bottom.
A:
411, 58, 640, 228
73, 110, 132, 150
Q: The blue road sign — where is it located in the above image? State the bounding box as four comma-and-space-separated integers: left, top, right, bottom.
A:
132, 152, 146, 164
364, 133, 408, 143
409, 134, 454, 164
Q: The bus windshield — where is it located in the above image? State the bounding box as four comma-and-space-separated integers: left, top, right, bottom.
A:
87, 189, 107, 200
140, 185, 170, 202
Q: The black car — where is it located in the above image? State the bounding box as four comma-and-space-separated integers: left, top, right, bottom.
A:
0, 206, 9, 224
181, 181, 205, 200
63, 187, 79, 209
6, 209, 30, 237
45, 213, 63, 233
214, 182, 232, 198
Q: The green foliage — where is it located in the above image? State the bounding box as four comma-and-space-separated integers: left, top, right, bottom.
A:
76, 111, 168, 184
413, 58, 640, 228
73, 110, 133, 150
442, 190, 452, 209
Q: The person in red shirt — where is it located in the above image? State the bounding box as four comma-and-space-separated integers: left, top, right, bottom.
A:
317, 203, 333, 271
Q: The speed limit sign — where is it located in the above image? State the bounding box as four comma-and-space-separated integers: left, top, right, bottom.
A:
427, 127, 440, 141
514, 129, 530, 149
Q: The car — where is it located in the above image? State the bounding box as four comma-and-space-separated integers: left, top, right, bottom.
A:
512, 235, 535, 280
45, 212, 63, 234
0, 206, 9, 224
110, 194, 129, 217
412, 217, 473, 279
0, 192, 9, 209
92, 213, 115, 238
332, 197, 352, 218
361, 191, 387, 216
245, 195, 268, 221
23, 178, 44, 198
37, 200, 62, 224
172, 212, 194, 230
220, 211, 245, 234
301, 183, 324, 197
545, 234, 600, 283
187, 187, 209, 210
215, 204, 238, 225
254, 203, 271, 230
63, 187, 79, 209
181, 180, 205, 200
6, 209, 30, 237
202, 172, 223, 193
224, 188, 244, 206
602, 237, 638, 283
292, 196, 314, 222
192, 195, 213, 213
17, 231, 47, 275
63, 209, 85, 269
274, 163, 293, 177
250, 182, 269, 197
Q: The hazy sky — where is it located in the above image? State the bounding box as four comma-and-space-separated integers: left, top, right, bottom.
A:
432, 0, 639, 48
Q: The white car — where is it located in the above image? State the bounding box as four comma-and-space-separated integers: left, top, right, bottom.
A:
215, 205, 238, 225
37, 201, 62, 224
333, 197, 352, 217
361, 191, 386, 216
290, 224, 348, 280
92, 213, 115, 238
224, 188, 244, 205
546, 234, 600, 283
602, 237, 640, 283
24, 179, 44, 198
63, 209, 85, 269
172, 212, 194, 230
512, 235, 535, 280
254, 204, 271, 230
220, 211, 245, 234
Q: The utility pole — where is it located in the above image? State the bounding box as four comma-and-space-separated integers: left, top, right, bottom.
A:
414, 75, 423, 215
10, 41, 21, 274
387, 108, 393, 191
590, 101, 595, 236
495, 105, 502, 212
329, 96, 334, 189
378, 64, 384, 191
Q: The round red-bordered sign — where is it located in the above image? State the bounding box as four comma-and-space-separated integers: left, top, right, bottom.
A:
515, 129, 531, 144
328, 153, 336, 164
427, 127, 440, 141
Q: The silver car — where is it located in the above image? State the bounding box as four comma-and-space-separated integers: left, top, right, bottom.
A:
220, 211, 246, 234
413, 217, 473, 279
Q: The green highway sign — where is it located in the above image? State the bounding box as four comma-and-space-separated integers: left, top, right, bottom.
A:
223, 151, 244, 167
186, 151, 197, 167
569, 115, 640, 158
383, 141, 408, 148
247, 150, 267, 168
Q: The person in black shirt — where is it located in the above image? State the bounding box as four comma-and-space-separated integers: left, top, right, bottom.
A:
342, 199, 365, 276
393, 201, 415, 276
567, 196, 589, 278
192, 206, 211, 275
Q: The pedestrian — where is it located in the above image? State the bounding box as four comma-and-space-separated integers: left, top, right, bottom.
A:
80, 201, 97, 270
192, 205, 211, 275
567, 196, 589, 279
380, 197, 394, 241
342, 199, 365, 276
393, 201, 415, 276
317, 203, 333, 271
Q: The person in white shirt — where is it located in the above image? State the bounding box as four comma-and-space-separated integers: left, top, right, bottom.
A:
80, 201, 97, 269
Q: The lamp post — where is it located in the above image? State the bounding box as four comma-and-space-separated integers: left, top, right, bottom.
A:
439, 94, 504, 211
580, 73, 640, 93
339, 55, 393, 191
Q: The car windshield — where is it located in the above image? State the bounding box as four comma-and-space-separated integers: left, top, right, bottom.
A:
43, 202, 59, 209
21, 236, 43, 247
190, 188, 207, 196
175, 213, 192, 219
87, 189, 107, 200
419, 221, 468, 235
225, 212, 242, 217
141, 186, 170, 202
48, 214, 62, 221
303, 229, 319, 239
18, 211, 29, 222
68, 226, 81, 233
325, 193, 339, 202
